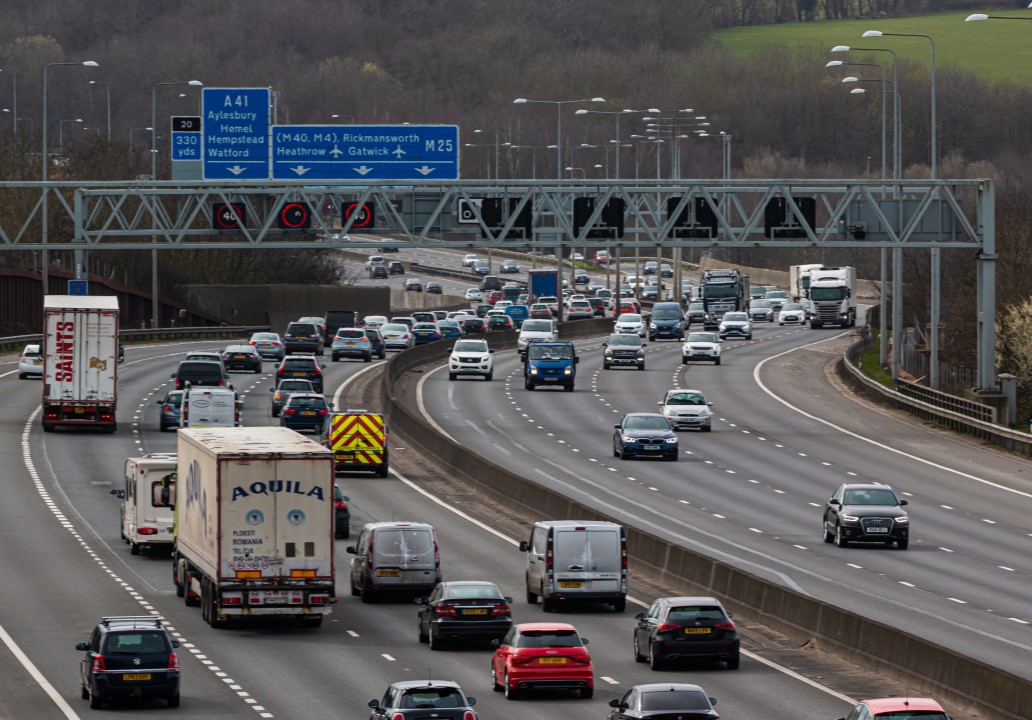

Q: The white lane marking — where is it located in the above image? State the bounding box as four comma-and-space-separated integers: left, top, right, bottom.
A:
754, 335, 1032, 500
346, 630, 360, 637
600, 676, 619, 684
332, 360, 383, 410
416, 365, 456, 441
387, 466, 855, 706
382, 654, 396, 661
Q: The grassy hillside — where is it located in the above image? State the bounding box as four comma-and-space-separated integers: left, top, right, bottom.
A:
714, 10, 1032, 85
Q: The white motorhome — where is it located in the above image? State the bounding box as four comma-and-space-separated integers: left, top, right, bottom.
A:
180, 386, 239, 428
112, 454, 176, 555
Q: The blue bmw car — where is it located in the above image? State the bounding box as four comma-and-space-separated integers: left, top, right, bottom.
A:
613, 413, 679, 461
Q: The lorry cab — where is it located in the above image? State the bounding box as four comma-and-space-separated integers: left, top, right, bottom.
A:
181, 386, 240, 428
523, 342, 578, 391
520, 520, 627, 612
111, 454, 176, 555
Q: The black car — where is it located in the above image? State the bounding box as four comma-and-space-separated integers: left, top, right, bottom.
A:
574, 269, 590, 285
156, 390, 183, 431
279, 393, 333, 434
369, 680, 477, 720
613, 413, 678, 461
388, 260, 405, 275
425, 281, 443, 294
76, 615, 180, 709
686, 302, 706, 326
608, 683, 719, 720
824, 483, 910, 549
471, 261, 489, 276
588, 297, 607, 317
334, 484, 351, 539
276, 355, 325, 393
221, 344, 263, 372
633, 596, 740, 670
603, 334, 646, 370
416, 581, 513, 649
283, 321, 324, 355
170, 360, 228, 390
369, 264, 389, 279
500, 259, 520, 274
461, 317, 490, 335
481, 275, 502, 291
270, 378, 316, 417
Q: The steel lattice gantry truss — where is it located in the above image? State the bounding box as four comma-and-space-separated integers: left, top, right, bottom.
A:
0, 178, 996, 389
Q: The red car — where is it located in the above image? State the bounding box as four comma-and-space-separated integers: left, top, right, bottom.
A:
491, 622, 593, 701
486, 290, 504, 304
837, 698, 950, 720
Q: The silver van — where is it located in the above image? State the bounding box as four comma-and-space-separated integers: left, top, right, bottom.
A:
347, 522, 441, 602
520, 520, 627, 612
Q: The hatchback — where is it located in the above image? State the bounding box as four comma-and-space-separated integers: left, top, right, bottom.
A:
18, 343, 44, 379
608, 683, 719, 720
749, 299, 775, 322
221, 344, 263, 372
369, 680, 477, 720
500, 259, 520, 273
487, 314, 514, 331
633, 596, 740, 670
404, 277, 423, 292
364, 327, 387, 358
491, 623, 593, 700
248, 331, 286, 360
279, 393, 333, 434
425, 281, 443, 294
331, 328, 373, 362
171, 360, 228, 390
76, 615, 180, 709
460, 317, 490, 335
613, 413, 679, 461
283, 321, 324, 355
269, 378, 316, 417
436, 319, 464, 339
417, 580, 513, 648
275, 355, 325, 393
658, 388, 714, 431
156, 390, 183, 431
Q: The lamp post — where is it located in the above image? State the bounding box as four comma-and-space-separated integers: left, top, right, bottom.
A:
59, 118, 83, 149
0, 68, 15, 135
831, 46, 899, 181
502, 143, 549, 179
151, 79, 203, 329
827, 60, 887, 182
473, 129, 502, 179
862, 29, 940, 388
565, 166, 585, 179
573, 107, 658, 178
88, 80, 110, 140
129, 126, 153, 163
464, 143, 491, 178
513, 96, 605, 179
720, 132, 732, 179
42, 60, 99, 293
330, 113, 356, 123
966, 12, 1032, 21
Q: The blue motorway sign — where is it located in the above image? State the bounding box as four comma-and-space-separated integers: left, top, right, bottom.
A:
271, 124, 459, 181
67, 279, 88, 296
202, 88, 270, 180
170, 116, 201, 161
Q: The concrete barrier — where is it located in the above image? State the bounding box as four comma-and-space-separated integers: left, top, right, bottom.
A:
378, 326, 1031, 720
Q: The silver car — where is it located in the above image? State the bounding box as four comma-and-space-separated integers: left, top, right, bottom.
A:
658, 388, 714, 432
778, 303, 807, 325
379, 323, 415, 350
718, 312, 752, 340
681, 332, 721, 365
749, 299, 775, 323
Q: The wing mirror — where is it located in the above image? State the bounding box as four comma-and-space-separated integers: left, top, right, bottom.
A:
110, 489, 125, 499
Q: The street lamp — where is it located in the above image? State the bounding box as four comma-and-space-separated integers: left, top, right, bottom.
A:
832, 45, 900, 181
513, 96, 605, 178
331, 113, 355, 123
564, 166, 585, 179
0, 68, 15, 135
502, 142, 549, 179
464, 143, 492, 178
41, 59, 98, 295
59, 118, 83, 148
88, 79, 110, 140
473, 129, 502, 179
827, 59, 887, 182
965, 12, 1032, 21
573, 107, 658, 178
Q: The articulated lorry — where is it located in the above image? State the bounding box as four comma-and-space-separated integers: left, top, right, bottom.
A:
807, 266, 857, 328
789, 263, 825, 303
527, 267, 560, 302
42, 295, 119, 433
700, 269, 750, 330
171, 427, 336, 628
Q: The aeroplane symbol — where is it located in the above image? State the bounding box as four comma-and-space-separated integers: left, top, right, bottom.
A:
392, 144, 405, 159
329, 144, 343, 158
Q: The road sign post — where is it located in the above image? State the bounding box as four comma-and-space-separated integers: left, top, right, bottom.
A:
271, 124, 459, 180
202, 88, 271, 180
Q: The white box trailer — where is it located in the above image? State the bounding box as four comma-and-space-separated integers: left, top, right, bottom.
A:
788, 263, 824, 303
42, 295, 119, 432
172, 427, 336, 628
113, 454, 177, 555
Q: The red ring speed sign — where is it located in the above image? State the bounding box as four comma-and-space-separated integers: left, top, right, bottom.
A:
280, 202, 310, 229
344, 202, 373, 228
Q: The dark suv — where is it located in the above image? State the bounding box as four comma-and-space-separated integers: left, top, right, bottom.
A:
76, 615, 180, 709
170, 360, 228, 390
283, 322, 323, 355
276, 355, 326, 393
823, 483, 910, 549
388, 260, 405, 275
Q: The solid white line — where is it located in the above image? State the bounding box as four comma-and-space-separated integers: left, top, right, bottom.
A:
752, 334, 1032, 500
332, 361, 384, 410
416, 364, 455, 442
0, 621, 80, 719
388, 465, 855, 708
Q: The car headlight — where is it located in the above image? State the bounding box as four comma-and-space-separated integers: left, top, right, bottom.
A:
564, 366, 572, 375
841, 514, 860, 523
636, 351, 644, 358
650, 323, 657, 329
895, 515, 909, 524
622, 436, 636, 443
604, 351, 613, 358
674, 323, 681, 329
481, 356, 490, 362
664, 437, 678, 444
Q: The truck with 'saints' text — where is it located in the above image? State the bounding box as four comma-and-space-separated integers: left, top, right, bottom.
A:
171, 427, 336, 628
807, 266, 857, 329
42, 295, 119, 433
700, 269, 750, 330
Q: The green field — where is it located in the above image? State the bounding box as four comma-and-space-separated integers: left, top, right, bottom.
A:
714, 10, 1032, 85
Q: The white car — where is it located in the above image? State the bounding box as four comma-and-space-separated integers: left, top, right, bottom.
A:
566, 299, 593, 320
365, 254, 385, 269
448, 338, 494, 381
462, 253, 480, 267
614, 313, 646, 337
681, 332, 721, 365
778, 303, 807, 325
658, 388, 714, 432
493, 300, 513, 311
464, 288, 484, 301
363, 315, 388, 328
447, 309, 476, 319
517, 319, 557, 354
624, 275, 645, 290
18, 344, 44, 379
718, 312, 753, 340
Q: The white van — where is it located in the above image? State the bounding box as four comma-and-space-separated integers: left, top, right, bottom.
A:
181, 386, 239, 428
520, 520, 627, 612
347, 521, 441, 602
111, 454, 176, 555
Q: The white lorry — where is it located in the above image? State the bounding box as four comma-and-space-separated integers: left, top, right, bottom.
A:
42, 295, 119, 432
112, 454, 177, 555
171, 427, 336, 628
788, 263, 824, 303
807, 266, 857, 329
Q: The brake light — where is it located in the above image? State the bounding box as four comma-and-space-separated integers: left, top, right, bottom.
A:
218, 379, 225, 386
367, 531, 374, 569
657, 622, 682, 633
491, 603, 510, 616
167, 652, 179, 670
435, 604, 458, 617
570, 652, 591, 664
334, 499, 348, 511
463, 712, 476, 720
284, 409, 297, 416
714, 621, 736, 630
391, 713, 404, 720
248, 341, 256, 346
138, 527, 158, 536
91, 654, 106, 673
546, 539, 553, 569
318, 409, 328, 416
511, 653, 533, 665
162, 405, 173, 412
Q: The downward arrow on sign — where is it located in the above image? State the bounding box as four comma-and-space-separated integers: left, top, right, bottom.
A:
227, 165, 246, 175
415, 166, 435, 175
354, 166, 373, 175
291, 166, 310, 176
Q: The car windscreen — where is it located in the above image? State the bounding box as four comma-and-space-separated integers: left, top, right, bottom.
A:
652, 308, 681, 320
445, 585, 503, 600
618, 314, 642, 323
750, 300, 772, 308
667, 604, 727, 622
286, 396, 326, 409
640, 690, 711, 712
225, 345, 253, 353
412, 324, 438, 331
665, 392, 706, 406
454, 341, 487, 353
528, 345, 572, 361
843, 489, 899, 506
687, 333, 717, 343
277, 381, 313, 391
165, 392, 183, 407
521, 320, 552, 332
336, 329, 366, 339
689, 303, 704, 311
608, 335, 640, 347
380, 324, 408, 333
723, 313, 747, 321
781, 304, 804, 311
624, 415, 672, 430
286, 323, 317, 334
516, 629, 583, 648
766, 291, 788, 299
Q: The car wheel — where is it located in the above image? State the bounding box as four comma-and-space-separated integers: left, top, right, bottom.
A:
331, 355, 338, 362
504, 671, 519, 700
726, 652, 741, 670
746, 334, 753, 340
130, 542, 140, 556
542, 596, 557, 613
18, 372, 25, 380
835, 524, 850, 548
638, 364, 645, 371
492, 666, 503, 691
613, 598, 626, 612
254, 366, 261, 374
897, 538, 909, 550
167, 692, 181, 708
448, 372, 456, 382
648, 643, 664, 671
364, 354, 371, 363
485, 372, 493, 381
823, 521, 835, 544
89, 687, 103, 709
580, 686, 594, 699
603, 362, 610, 370
667, 453, 679, 462
350, 579, 360, 596
525, 379, 535, 391
633, 633, 647, 662
428, 628, 444, 651
702, 426, 712, 432
379, 351, 386, 359
715, 357, 721, 366
564, 383, 574, 392
361, 582, 375, 603
80, 683, 89, 700
779, 321, 785, 325
526, 586, 538, 604
681, 356, 687, 365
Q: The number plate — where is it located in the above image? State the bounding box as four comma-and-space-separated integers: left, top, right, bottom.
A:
293, 372, 307, 376
463, 608, 488, 615
336, 453, 355, 462
642, 444, 660, 450
538, 657, 567, 664
683, 628, 710, 635
74, 407, 85, 414
376, 569, 401, 577
122, 673, 152, 681
343, 341, 356, 345
301, 410, 316, 416
258, 590, 303, 603
866, 527, 889, 533
558, 581, 583, 589
234, 354, 246, 359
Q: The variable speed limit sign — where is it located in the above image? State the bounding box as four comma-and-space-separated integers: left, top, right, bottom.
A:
343, 202, 375, 230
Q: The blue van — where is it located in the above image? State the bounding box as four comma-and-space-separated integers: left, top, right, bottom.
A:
648, 301, 685, 341
504, 304, 530, 329
523, 342, 578, 391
